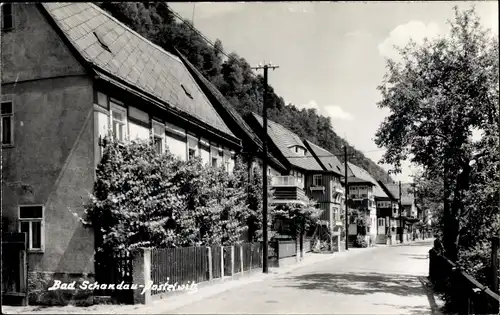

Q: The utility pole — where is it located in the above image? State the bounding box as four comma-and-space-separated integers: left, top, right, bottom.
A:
344, 145, 349, 251
252, 62, 279, 274
399, 181, 403, 243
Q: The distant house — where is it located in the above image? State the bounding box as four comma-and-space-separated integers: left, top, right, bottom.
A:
345, 163, 381, 245
385, 182, 419, 239
1, 2, 243, 305
245, 113, 345, 240
377, 180, 400, 244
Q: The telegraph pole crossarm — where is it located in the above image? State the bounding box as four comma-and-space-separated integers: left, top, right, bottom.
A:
251, 62, 279, 274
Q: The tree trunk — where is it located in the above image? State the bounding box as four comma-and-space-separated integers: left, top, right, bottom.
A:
443, 163, 459, 262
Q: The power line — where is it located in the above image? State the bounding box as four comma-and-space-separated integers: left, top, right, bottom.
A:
162, 3, 256, 77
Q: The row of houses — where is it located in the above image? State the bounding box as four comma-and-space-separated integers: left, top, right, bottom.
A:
0, 2, 429, 305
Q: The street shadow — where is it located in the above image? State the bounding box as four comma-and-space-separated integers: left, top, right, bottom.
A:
278, 272, 426, 297
373, 303, 433, 315
399, 253, 429, 260
401, 241, 434, 247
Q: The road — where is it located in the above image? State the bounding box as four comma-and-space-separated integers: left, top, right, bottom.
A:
169, 240, 438, 314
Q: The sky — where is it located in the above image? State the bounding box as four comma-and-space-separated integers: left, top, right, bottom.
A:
167, 1, 499, 183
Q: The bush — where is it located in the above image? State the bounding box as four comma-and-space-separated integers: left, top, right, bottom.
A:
83, 137, 251, 253
354, 234, 368, 248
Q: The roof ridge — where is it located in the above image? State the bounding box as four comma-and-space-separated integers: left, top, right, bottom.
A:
83, 3, 182, 63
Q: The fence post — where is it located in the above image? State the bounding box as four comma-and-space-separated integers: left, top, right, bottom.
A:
240, 245, 244, 274
491, 237, 499, 295
207, 247, 213, 281
132, 248, 151, 305
231, 246, 235, 278
220, 246, 224, 279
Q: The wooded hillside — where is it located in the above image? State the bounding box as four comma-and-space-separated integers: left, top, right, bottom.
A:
96, 2, 394, 184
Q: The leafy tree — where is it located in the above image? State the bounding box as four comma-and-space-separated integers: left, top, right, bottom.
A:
375, 6, 498, 262
84, 138, 251, 252
273, 200, 322, 238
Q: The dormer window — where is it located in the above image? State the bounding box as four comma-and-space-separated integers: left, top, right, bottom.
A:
93, 31, 111, 53
290, 145, 306, 156
181, 84, 193, 99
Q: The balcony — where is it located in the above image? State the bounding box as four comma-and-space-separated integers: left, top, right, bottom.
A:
271, 176, 307, 204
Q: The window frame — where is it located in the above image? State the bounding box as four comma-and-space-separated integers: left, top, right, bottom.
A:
152, 120, 165, 154
1, 3, 14, 31
312, 174, 323, 187
110, 102, 127, 142
187, 134, 199, 160
18, 205, 45, 252
1, 100, 14, 147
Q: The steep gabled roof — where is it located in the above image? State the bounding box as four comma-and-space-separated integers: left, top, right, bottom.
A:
174, 49, 287, 172
385, 183, 415, 205
303, 140, 344, 176
249, 113, 323, 172
40, 3, 236, 140
377, 180, 397, 201
347, 163, 387, 198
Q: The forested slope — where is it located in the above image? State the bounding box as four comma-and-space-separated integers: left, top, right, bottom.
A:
96, 2, 394, 184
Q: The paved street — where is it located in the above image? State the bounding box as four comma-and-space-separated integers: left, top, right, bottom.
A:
169, 240, 438, 314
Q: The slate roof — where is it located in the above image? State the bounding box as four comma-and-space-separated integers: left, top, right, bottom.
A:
250, 113, 323, 171
41, 3, 235, 139
377, 181, 397, 201
303, 140, 344, 176
347, 162, 387, 198
174, 50, 287, 172
385, 183, 415, 205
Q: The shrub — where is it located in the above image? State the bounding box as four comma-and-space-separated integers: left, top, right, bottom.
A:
354, 234, 368, 248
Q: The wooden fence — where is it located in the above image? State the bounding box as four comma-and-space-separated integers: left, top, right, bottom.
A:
429, 241, 500, 314
94, 249, 134, 303
96, 239, 308, 304
277, 240, 297, 259
150, 247, 209, 296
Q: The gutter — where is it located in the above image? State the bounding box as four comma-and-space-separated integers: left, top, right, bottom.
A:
92, 68, 242, 149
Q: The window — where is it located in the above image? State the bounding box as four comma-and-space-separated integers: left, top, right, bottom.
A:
199, 139, 210, 165
211, 145, 221, 168
1, 101, 13, 145
96, 91, 108, 109
187, 135, 198, 160
110, 103, 127, 142
128, 106, 150, 141
313, 174, 322, 187
165, 122, 187, 161
18, 206, 44, 251
152, 121, 165, 154
1, 4, 13, 30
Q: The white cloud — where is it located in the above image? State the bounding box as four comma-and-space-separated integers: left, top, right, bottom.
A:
297, 100, 353, 121
378, 21, 445, 60
298, 100, 320, 110
345, 30, 372, 39
324, 105, 354, 121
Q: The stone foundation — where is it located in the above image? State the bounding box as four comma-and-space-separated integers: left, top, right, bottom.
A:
28, 271, 95, 306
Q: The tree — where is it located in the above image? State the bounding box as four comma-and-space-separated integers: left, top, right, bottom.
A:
85, 138, 251, 251
273, 200, 322, 238
374, 6, 499, 261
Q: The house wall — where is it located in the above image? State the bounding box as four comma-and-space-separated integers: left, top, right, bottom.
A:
1, 3, 95, 305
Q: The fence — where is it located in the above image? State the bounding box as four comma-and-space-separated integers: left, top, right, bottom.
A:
96, 239, 308, 304
429, 240, 500, 314
150, 247, 209, 296
94, 249, 134, 303
278, 240, 297, 259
